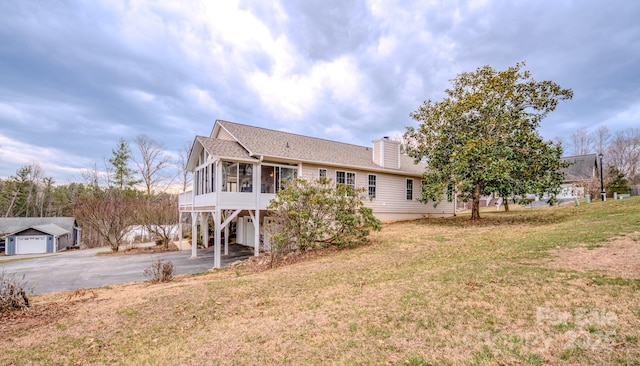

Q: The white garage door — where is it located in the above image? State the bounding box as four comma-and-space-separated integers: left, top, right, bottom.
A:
16, 236, 47, 254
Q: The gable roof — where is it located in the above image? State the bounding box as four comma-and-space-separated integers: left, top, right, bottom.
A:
199, 119, 425, 175
0, 217, 77, 237
561, 154, 598, 182
20, 224, 69, 237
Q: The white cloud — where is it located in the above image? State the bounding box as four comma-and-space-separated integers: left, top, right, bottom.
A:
0, 134, 92, 182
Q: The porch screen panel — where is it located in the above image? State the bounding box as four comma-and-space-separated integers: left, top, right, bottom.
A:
261, 166, 275, 193
222, 161, 238, 192
239, 163, 253, 192
276, 167, 297, 192
210, 163, 216, 193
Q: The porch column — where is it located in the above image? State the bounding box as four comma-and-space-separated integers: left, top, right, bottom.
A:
254, 209, 260, 257
200, 213, 209, 248
191, 212, 198, 258
214, 209, 221, 268
224, 225, 229, 255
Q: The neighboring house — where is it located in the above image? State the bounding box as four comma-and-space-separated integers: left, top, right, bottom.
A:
179, 120, 455, 267
122, 224, 179, 243
0, 217, 81, 255
557, 154, 599, 200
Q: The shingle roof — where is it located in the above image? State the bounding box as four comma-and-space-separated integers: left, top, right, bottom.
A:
0, 217, 77, 237
214, 120, 425, 175
196, 136, 258, 161
30, 224, 69, 237
561, 154, 598, 182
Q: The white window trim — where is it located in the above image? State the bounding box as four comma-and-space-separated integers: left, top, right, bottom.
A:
368, 174, 376, 199
406, 178, 414, 201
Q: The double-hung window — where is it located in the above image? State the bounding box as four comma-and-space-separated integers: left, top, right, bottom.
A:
368, 175, 376, 199
406, 179, 413, 200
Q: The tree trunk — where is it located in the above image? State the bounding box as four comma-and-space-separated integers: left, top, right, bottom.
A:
471, 184, 481, 220
504, 199, 510, 212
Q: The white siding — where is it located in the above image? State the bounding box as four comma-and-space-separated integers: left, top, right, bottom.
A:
382, 140, 400, 169
372, 138, 400, 169
300, 164, 454, 222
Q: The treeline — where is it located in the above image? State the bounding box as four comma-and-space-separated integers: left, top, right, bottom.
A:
0, 135, 191, 250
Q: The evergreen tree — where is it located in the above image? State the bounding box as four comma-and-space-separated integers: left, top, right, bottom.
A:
108, 138, 140, 190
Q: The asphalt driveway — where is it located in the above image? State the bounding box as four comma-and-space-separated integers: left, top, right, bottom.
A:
0, 245, 254, 294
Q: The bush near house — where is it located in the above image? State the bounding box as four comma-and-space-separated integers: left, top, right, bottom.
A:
267, 178, 381, 264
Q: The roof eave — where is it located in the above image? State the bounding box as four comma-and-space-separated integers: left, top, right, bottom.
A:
255, 154, 425, 177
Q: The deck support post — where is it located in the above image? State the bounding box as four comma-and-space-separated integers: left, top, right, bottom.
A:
214, 209, 221, 268
190, 212, 198, 258
254, 209, 260, 257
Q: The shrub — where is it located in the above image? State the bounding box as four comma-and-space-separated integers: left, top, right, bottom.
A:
0, 270, 31, 313
267, 178, 381, 263
143, 258, 175, 283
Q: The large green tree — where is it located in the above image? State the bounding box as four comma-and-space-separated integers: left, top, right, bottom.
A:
405, 62, 573, 219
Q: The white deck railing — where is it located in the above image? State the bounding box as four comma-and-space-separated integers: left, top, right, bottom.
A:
178, 190, 277, 211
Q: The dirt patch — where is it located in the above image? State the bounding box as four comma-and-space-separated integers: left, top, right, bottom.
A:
547, 232, 640, 278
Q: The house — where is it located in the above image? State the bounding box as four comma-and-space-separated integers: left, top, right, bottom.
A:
0, 217, 81, 255
557, 154, 599, 200
179, 120, 455, 267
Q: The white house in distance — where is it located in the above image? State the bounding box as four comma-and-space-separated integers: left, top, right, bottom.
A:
179, 120, 455, 268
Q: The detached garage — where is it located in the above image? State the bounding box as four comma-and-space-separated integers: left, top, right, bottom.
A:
0, 217, 81, 256
5, 224, 69, 255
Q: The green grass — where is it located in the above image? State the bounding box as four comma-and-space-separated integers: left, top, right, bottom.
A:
2, 198, 640, 365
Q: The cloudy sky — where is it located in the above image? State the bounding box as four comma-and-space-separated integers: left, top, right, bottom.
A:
1, 0, 639, 184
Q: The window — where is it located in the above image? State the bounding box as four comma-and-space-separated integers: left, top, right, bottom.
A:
336, 171, 355, 189
406, 179, 413, 200
239, 163, 253, 192
446, 183, 454, 202
276, 166, 297, 192
346, 172, 355, 189
319, 168, 327, 180
222, 161, 237, 192
261, 165, 275, 193
261, 165, 298, 193
368, 175, 376, 199
195, 169, 201, 195
210, 163, 216, 193
221, 162, 253, 193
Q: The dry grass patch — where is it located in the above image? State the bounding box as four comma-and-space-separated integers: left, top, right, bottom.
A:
1, 199, 640, 365
546, 232, 640, 279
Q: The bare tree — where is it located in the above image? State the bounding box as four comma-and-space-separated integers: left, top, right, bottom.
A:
133, 134, 174, 195
553, 136, 565, 150
178, 141, 192, 192
74, 189, 140, 251
81, 163, 103, 189
570, 128, 594, 155
607, 128, 640, 184
137, 193, 179, 249
592, 125, 610, 156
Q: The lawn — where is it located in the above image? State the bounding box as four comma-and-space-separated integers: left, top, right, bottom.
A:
2, 198, 639, 365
